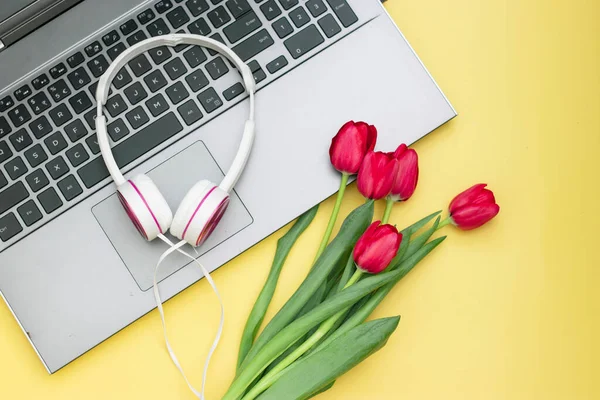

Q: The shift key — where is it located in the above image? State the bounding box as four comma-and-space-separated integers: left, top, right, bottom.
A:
232, 29, 274, 62
284, 24, 324, 59
223, 11, 262, 43
0, 182, 29, 215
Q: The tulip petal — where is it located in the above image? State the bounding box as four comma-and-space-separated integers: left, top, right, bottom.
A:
449, 183, 488, 213
451, 203, 500, 230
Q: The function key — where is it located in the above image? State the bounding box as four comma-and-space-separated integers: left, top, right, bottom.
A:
120, 19, 138, 35
18, 200, 43, 227
102, 30, 120, 46
31, 74, 50, 90
155, 0, 174, 13
138, 8, 156, 24
49, 62, 68, 79
186, 0, 209, 17
278, 0, 298, 11
67, 52, 85, 68
325, 0, 357, 27
85, 41, 103, 57
14, 85, 32, 101
306, 0, 327, 18
0, 96, 15, 112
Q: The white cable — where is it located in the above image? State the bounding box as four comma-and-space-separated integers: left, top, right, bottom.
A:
154, 233, 225, 400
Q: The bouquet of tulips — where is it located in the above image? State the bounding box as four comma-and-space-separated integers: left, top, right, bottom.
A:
223, 122, 500, 400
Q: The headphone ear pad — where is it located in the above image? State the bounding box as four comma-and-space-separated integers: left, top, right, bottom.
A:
171, 180, 230, 247
117, 174, 173, 241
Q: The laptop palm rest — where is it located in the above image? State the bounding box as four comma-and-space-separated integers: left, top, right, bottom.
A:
91, 141, 253, 291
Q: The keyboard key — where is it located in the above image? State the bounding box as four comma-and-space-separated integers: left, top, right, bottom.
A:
49, 63, 67, 79
45, 156, 69, 180
37, 187, 63, 214
127, 30, 148, 46
24, 144, 48, 167
232, 29, 274, 61
78, 113, 183, 188
0, 182, 28, 215
126, 106, 150, 129
164, 57, 188, 79
273, 16, 294, 38
106, 94, 128, 117
67, 52, 85, 68
44, 132, 68, 155
0, 213, 23, 242
208, 33, 226, 56
223, 82, 245, 100
167, 6, 190, 28
325, 0, 357, 27
48, 104, 73, 127
108, 42, 127, 61
183, 46, 207, 68
224, 11, 262, 43
278, 0, 298, 11
102, 30, 121, 46
284, 24, 324, 59
0, 171, 6, 189
290, 6, 310, 28
138, 8, 156, 24
29, 116, 52, 139
9, 129, 32, 151
88, 55, 110, 78
148, 19, 171, 36
186, 0, 209, 17
185, 69, 209, 92
85, 41, 103, 57
28, 92, 51, 114
31, 73, 50, 90
208, 6, 231, 28
177, 99, 203, 125
114, 68, 133, 89
129, 54, 152, 77
5, 157, 27, 180
8, 104, 31, 127
260, 0, 281, 21
66, 144, 90, 167
318, 14, 341, 38
226, 0, 251, 18
107, 119, 130, 142
26, 169, 49, 192
148, 46, 172, 65
120, 19, 138, 35
307, 0, 326, 17
146, 94, 170, 117
48, 79, 71, 102
144, 70, 168, 92
84, 109, 97, 130
64, 119, 88, 142
156, 0, 174, 13
206, 57, 229, 80
69, 91, 93, 114
252, 67, 267, 83
86, 134, 100, 154
58, 174, 83, 201
0, 96, 15, 113
0, 141, 12, 163
188, 18, 211, 35
0, 117, 12, 138
197, 87, 223, 113
165, 82, 189, 104
210, 0, 223, 4
124, 82, 148, 105
18, 200, 43, 227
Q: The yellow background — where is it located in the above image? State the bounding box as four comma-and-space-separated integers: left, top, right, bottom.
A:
1, 0, 598, 398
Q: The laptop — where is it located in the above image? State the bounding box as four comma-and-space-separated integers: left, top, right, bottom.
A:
0, 0, 455, 373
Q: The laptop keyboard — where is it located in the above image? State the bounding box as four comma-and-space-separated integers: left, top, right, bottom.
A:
0, 0, 359, 245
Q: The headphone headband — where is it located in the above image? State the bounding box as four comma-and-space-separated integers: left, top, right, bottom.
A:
95, 34, 256, 192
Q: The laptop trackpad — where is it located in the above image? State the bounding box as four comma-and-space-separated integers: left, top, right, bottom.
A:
91, 141, 253, 291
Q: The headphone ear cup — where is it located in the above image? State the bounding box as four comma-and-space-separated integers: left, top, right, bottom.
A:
171, 180, 230, 247
117, 174, 173, 241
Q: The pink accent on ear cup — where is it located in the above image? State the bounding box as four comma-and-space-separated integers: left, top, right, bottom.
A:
181, 185, 218, 239
118, 190, 148, 240
196, 196, 229, 246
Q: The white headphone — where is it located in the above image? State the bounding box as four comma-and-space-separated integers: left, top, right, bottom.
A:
95, 33, 256, 247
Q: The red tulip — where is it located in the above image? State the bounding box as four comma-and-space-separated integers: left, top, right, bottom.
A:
329, 121, 377, 175
389, 144, 419, 201
449, 184, 500, 230
357, 151, 399, 200
353, 221, 403, 274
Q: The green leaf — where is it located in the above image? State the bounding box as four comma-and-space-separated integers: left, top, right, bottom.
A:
336, 253, 356, 293
238, 201, 375, 372
401, 216, 441, 263
255, 317, 400, 400
305, 381, 335, 399
400, 210, 442, 237
237, 205, 319, 371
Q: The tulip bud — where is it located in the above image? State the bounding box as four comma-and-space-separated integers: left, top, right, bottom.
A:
449, 184, 500, 230
357, 151, 399, 200
353, 221, 403, 274
329, 121, 377, 175
389, 144, 419, 202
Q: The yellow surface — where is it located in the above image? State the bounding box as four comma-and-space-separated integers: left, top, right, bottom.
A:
1, 0, 598, 399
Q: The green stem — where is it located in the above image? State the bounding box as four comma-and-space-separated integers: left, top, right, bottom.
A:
381, 197, 394, 224
436, 216, 452, 230
241, 269, 364, 400
312, 173, 349, 265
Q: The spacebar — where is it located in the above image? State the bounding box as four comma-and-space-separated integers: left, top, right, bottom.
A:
78, 113, 183, 188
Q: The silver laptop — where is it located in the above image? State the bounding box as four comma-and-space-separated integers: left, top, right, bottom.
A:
0, 0, 455, 373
